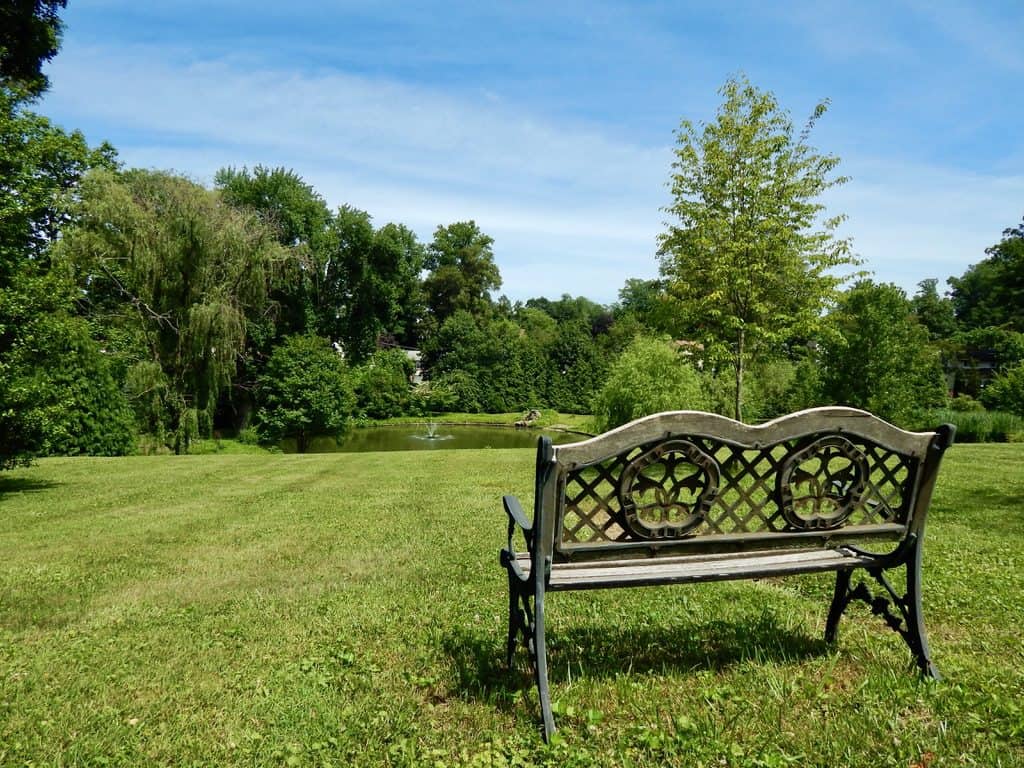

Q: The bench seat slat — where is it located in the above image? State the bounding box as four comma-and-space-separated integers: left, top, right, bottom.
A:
515, 547, 876, 591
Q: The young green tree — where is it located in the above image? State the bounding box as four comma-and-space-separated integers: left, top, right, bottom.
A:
256, 334, 353, 452
351, 348, 414, 419
657, 75, 857, 422
58, 169, 284, 452
820, 281, 947, 425
591, 335, 707, 431
980, 360, 1024, 416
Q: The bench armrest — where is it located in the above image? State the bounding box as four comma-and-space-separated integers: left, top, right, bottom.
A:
503, 494, 534, 554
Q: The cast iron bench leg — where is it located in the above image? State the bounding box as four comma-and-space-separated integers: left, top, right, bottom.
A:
532, 586, 556, 741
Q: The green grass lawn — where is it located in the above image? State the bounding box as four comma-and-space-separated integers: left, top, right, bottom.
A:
1, 445, 1022, 766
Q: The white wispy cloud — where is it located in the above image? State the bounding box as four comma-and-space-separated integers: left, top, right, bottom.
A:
42, 38, 1022, 303
45, 41, 670, 301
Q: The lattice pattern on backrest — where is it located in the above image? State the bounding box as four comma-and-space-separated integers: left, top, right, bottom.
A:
557, 433, 918, 549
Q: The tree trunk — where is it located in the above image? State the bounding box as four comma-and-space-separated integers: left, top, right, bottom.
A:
734, 328, 744, 422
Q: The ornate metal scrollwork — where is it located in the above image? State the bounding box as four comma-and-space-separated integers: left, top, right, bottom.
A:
617, 439, 720, 539
777, 436, 868, 530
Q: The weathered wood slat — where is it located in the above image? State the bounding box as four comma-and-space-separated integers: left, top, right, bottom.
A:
518, 545, 853, 571
515, 547, 875, 590
554, 407, 935, 467
554, 523, 906, 561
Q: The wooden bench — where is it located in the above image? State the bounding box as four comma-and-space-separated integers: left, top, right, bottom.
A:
499, 407, 955, 739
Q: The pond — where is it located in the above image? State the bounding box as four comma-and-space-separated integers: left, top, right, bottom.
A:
280, 424, 589, 453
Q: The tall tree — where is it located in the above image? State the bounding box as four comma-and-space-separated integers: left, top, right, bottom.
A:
0, 0, 66, 99
657, 75, 857, 421
1, 9, 127, 470
0, 92, 118, 282
215, 165, 333, 336
329, 207, 425, 362
911, 278, 957, 341
949, 219, 1024, 332
58, 169, 283, 452
422, 221, 500, 325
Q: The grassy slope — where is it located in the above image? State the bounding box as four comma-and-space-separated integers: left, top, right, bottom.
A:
0, 446, 1021, 767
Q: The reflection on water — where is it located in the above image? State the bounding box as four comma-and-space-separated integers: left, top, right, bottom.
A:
280, 424, 586, 453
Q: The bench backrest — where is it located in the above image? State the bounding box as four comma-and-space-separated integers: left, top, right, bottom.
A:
533, 408, 954, 564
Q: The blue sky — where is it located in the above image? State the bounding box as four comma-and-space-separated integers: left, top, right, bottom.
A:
39, 0, 1024, 304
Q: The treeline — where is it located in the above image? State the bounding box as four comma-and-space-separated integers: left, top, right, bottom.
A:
3, 8, 1024, 467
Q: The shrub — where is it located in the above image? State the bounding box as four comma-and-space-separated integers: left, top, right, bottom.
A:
591, 336, 707, 432
980, 361, 1024, 416
949, 395, 985, 412
352, 349, 414, 419
928, 408, 1023, 443
257, 334, 354, 452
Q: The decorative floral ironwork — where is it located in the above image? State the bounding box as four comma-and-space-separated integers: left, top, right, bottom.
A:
618, 440, 720, 539
777, 436, 868, 530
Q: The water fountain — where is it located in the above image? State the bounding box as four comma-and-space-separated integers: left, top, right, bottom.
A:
413, 419, 453, 443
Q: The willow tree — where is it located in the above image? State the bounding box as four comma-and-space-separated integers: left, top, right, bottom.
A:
657, 76, 858, 421
58, 169, 283, 452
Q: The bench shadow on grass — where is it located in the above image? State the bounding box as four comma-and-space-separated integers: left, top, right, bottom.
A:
442, 610, 829, 705
0, 476, 59, 496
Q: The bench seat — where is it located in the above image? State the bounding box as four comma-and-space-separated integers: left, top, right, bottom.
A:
514, 546, 880, 591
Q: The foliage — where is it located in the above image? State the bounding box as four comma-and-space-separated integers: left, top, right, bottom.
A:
16, 310, 135, 457
927, 408, 1023, 443
820, 281, 947, 425
911, 278, 957, 341
543, 320, 607, 414
949, 326, 1024, 398
0, 272, 133, 464
422, 311, 540, 413
422, 221, 501, 325
215, 164, 332, 336
980, 360, 1024, 417
256, 334, 353, 452
949, 219, 1024, 332
331, 208, 425, 361
948, 394, 985, 412
352, 348, 414, 419
0, 91, 118, 282
2, 446, 1023, 764
657, 75, 856, 421
0, 0, 66, 98
58, 169, 283, 452
591, 336, 706, 431
703, 358, 822, 423
526, 294, 612, 336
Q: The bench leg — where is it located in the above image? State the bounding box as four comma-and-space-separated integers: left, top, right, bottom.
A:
506, 570, 524, 668
829, 538, 940, 679
505, 571, 557, 740
824, 568, 853, 644
903, 537, 940, 680
532, 588, 556, 741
